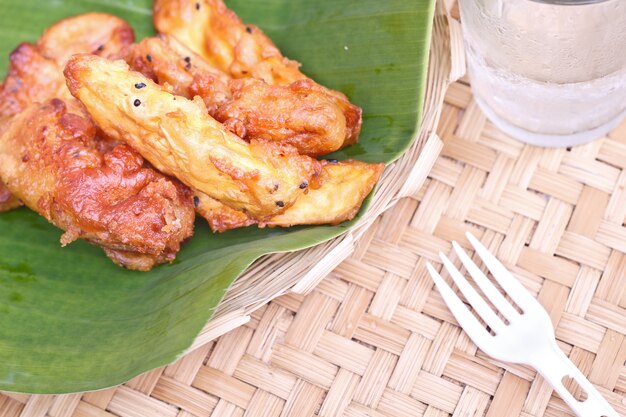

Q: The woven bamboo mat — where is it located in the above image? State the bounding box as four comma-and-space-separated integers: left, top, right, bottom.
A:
4, 6, 626, 417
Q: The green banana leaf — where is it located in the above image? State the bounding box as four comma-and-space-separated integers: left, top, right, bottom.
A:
0, 0, 434, 393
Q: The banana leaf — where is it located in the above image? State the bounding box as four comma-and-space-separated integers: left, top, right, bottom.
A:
0, 0, 435, 393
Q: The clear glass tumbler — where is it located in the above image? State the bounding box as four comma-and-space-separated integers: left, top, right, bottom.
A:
459, 0, 626, 147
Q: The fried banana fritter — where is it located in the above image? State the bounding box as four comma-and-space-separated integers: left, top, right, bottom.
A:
0, 44, 75, 212
65, 55, 321, 219
0, 13, 137, 212
0, 99, 195, 270
0, 14, 195, 270
0, 43, 69, 118
125, 36, 232, 115
215, 78, 347, 157
36, 13, 134, 66
153, 0, 362, 146
1, 14, 136, 117
126, 36, 348, 156
195, 160, 383, 232
263, 160, 384, 227
154, 0, 303, 85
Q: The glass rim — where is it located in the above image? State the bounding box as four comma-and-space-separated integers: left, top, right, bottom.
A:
529, 0, 611, 4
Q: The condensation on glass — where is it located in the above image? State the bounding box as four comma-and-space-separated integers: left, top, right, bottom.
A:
459, 0, 626, 147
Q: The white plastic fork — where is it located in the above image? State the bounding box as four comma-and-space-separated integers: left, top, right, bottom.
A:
427, 232, 619, 417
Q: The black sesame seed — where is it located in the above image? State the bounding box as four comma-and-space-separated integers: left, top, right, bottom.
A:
246, 26, 252, 34
195, 2, 200, 10
184, 56, 191, 63
146, 54, 152, 62
133, 99, 141, 107
184, 56, 191, 69
299, 181, 308, 189
275, 201, 285, 208
96, 44, 105, 52
193, 196, 200, 207
21, 154, 29, 162
135, 82, 146, 89
326, 159, 338, 164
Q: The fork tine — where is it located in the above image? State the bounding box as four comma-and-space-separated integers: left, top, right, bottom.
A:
438, 252, 506, 334
452, 241, 520, 321
426, 263, 493, 344
465, 232, 538, 311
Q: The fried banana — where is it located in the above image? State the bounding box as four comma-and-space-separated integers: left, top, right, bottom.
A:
0, 99, 195, 270
153, 0, 362, 146
124, 36, 232, 114
0, 13, 136, 212
36, 13, 134, 66
0, 43, 76, 212
65, 55, 320, 219
263, 160, 384, 227
215, 78, 347, 157
0, 43, 69, 117
1, 14, 135, 117
154, 0, 303, 84
126, 36, 348, 156
195, 160, 383, 232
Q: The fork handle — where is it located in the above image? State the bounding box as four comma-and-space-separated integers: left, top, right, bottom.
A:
530, 341, 619, 417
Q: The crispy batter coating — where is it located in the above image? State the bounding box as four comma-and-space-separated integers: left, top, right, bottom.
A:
0, 43, 69, 118
65, 55, 321, 219
0, 182, 21, 212
0, 13, 136, 212
153, 0, 212, 67
125, 36, 232, 114
36, 13, 134, 66
216, 78, 347, 156
0, 44, 69, 212
154, 0, 303, 84
0, 99, 195, 270
126, 36, 348, 156
196, 160, 383, 232
193, 191, 254, 232
263, 160, 384, 227
153, 0, 362, 146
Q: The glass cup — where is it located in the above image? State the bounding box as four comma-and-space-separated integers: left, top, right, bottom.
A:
458, 0, 626, 147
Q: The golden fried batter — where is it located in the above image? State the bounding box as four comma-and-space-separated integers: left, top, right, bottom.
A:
125, 36, 232, 114
126, 36, 348, 156
0, 13, 136, 212
0, 182, 20, 212
154, 0, 303, 84
0, 99, 194, 270
65, 55, 320, 219
0, 44, 69, 211
196, 160, 383, 232
1, 13, 135, 117
0, 43, 69, 117
216, 78, 347, 156
263, 160, 384, 227
36, 13, 134, 66
193, 191, 254, 232
153, 0, 362, 146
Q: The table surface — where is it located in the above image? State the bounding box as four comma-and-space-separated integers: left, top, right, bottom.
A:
3, 20, 626, 417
